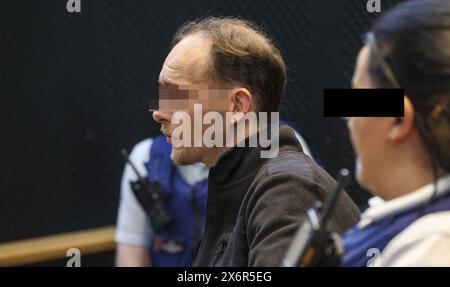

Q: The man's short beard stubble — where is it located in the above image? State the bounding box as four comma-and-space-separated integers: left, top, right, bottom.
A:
170, 146, 206, 166
161, 124, 208, 166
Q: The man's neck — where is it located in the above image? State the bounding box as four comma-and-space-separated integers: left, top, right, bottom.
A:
203, 125, 259, 168
202, 146, 230, 168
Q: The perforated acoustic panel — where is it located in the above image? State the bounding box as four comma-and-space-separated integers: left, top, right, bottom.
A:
0, 0, 404, 244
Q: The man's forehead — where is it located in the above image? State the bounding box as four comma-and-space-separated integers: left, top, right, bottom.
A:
159, 65, 187, 85
160, 34, 211, 85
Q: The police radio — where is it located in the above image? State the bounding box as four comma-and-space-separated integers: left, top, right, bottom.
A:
282, 168, 350, 267
121, 148, 173, 231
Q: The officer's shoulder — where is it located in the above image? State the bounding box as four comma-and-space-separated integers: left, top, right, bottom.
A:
378, 211, 450, 266
128, 138, 154, 165
394, 211, 450, 242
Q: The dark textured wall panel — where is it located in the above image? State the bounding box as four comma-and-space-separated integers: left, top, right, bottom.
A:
0, 0, 404, 244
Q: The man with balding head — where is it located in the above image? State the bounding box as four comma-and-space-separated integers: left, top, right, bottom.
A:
152, 17, 359, 266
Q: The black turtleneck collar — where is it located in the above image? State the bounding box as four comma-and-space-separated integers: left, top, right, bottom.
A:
208, 125, 303, 186
193, 124, 306, 266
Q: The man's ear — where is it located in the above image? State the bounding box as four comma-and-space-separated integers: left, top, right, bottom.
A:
388, 96, 415, 143
228, 88, 253, 122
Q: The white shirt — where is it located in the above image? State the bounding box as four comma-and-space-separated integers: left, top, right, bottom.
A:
361, 174, 450, 267
115, 138, 209, 246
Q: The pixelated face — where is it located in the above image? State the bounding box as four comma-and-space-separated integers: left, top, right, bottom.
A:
152, 34, 231, 165
155, 83, 230, 113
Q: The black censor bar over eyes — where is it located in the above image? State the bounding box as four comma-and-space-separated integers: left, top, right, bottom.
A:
323, 89, 404, 117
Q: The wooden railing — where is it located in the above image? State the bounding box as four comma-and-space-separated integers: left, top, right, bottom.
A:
0, 226, 116, 266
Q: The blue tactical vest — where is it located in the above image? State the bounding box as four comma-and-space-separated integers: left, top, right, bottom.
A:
144, 135, 208, 267
340, 189, 450, 267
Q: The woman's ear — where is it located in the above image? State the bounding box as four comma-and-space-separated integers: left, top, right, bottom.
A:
387, 96, 415, 143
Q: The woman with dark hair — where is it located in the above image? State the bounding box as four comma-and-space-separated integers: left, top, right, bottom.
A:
340, 0, 450, 266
